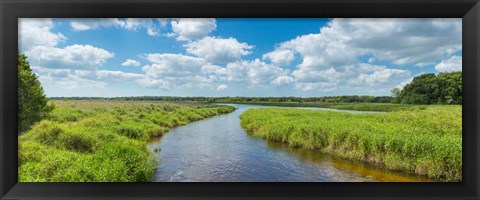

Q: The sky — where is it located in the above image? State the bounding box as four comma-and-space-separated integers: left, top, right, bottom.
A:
18, 18, 462, 97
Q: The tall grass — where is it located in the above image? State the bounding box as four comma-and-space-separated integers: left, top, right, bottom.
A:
19, 100, 235, 182
240, 105, 462, 182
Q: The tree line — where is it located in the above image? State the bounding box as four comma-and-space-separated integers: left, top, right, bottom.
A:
391, 71, 461, 105
50, 95, 395, 104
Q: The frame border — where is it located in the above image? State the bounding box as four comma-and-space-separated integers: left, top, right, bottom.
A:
1, 0, 479, 199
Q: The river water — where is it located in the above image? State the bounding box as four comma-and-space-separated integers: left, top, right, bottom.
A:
147, 104, 432, 182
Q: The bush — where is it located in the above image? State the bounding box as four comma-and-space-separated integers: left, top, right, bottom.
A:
18, 52, 53, 133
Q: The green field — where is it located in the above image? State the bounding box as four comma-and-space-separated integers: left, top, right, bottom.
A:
18, 100, 235, 182
240, 105, 462, 182
231, 102, 427, 112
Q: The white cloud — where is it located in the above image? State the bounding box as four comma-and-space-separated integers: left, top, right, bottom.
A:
157, 19, 168, 27
30, 66, 71, 78
434, 55, 462, 72
296, 82, 337, 92
140, 53, 223, 89
271, 76, 295, 86
121, 59, 141, 67
350, 68, 410, 85
170, 18, 216, 41
265, 18, 459, 92
122, 18, 144, 30
70, 18, 164, 37
143, 53, 208, 77
19, 18, 66, 50
293, 67, 341, 83
367, 57, 376, 63
277, 18, 461, 70
74, 70, 143, 81
136, 77, 172, 90
36, 72, 108, 90
185, 36, 254, 63
70, 18, 124, 31
414, 62, 436, 67
56, 75, 108, 89
217, 84, 228, 91
263, 49, 295, 66
25, 44, 114, 69
147, 27, 160, 36
225, 59, 289, 86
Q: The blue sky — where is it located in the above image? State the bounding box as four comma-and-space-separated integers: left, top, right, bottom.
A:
19, 18, 462, 97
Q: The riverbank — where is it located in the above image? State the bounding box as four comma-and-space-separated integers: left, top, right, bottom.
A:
240, 105, 462, 182
18, 100, 235, 182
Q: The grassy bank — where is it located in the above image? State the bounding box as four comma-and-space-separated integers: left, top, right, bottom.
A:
240, 106, 461, 182
19, 100, 235, 182
231, 102, 425, 112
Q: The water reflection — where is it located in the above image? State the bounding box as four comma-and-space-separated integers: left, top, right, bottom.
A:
265, 140, 433, 182
147, 104, 432, 182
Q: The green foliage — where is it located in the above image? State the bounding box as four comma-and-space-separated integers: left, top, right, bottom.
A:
18, 52, 53, 133
394, 71, 462, 105
18, 100, 235, 182
240, 106, 462, 182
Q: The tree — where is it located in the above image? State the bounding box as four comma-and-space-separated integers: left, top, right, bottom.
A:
437, 71, 462, 104
393, 71, 462, 105
18, 52, 53, 133
390, 88, 402, 103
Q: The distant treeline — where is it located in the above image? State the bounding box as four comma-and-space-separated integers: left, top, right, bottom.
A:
50, 71, 462, 105
50, 95, 394, 104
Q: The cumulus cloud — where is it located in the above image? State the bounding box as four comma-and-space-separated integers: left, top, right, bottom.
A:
143, 53, 208, 77
266, 18, 460, 92
277, 18, 461, 70
70, 18, 164, 37
121, 59, 141, 67
140, 53, 223, 89
70, 18, 124, 31
19, 18, 66, 50
217, 84, 228, 91
74, 70, 143, 81
263, 49, 295, 66
185, 36, 254, 63
170, 18, 216, 41
434, 55, 462, 72
30, 66, 71, 78
54, 75, 108, 89
25, 44, 114, 69
271, 75, 295, 86
225, 59, 289, 86
350, 68, 410, 86
147, 27, 160, 36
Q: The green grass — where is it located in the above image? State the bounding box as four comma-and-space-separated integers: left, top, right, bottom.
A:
233, 102, 426, 112
18, 100, 235, 182
240, 105, 462, 182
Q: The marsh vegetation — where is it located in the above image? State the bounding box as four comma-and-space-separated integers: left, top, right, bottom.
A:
18, 100, 235, 182
240, 106, 462, 182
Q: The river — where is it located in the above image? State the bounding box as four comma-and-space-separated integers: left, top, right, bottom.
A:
147, 104, 432, 182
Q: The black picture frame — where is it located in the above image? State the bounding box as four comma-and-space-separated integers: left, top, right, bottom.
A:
1, 0, 479, 199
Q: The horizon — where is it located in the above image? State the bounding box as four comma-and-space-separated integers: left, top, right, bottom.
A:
47, 95, 394, 98
19, 18, 462, 97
